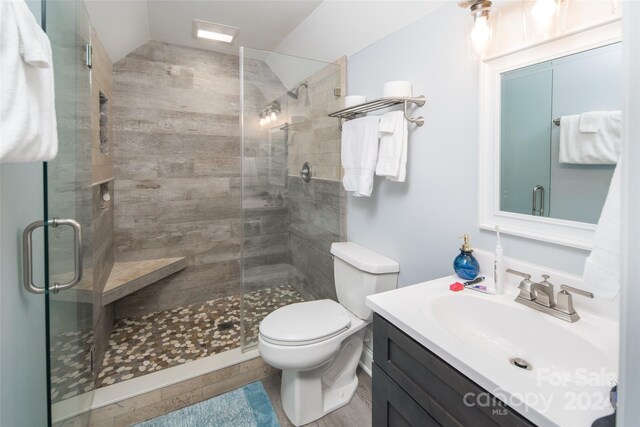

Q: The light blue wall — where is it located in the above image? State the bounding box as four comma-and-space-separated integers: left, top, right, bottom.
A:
346, 3, 590, 287
0, 2, 48, 425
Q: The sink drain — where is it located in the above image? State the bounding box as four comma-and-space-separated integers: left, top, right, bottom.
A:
510, 357, 532, 370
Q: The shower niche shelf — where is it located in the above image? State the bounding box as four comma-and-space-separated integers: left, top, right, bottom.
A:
328, 95, 426, 128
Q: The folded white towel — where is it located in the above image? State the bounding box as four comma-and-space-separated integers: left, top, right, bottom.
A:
0, 0, 58, 163
583, 160, 621, 300
579, 111, 606, 133
559, 111, 621, 165
375, 111, 408, 182
341, 116, 381, 197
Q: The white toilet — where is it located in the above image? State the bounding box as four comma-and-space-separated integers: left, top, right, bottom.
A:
258, 242, 399, 426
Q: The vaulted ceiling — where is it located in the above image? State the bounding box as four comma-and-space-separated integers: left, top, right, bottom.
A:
84, 0, 446, 64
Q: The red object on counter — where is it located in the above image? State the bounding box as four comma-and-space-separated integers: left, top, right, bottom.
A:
449, 282, 464, 292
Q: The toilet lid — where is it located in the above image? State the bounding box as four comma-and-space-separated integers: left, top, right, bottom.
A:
259, 300, 351, 346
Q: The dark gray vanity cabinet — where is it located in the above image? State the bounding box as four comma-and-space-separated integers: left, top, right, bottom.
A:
372, 314, 535, 427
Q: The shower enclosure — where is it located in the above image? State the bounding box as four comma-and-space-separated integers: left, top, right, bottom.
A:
39, 4, 345, 421
240, 48, 346, 349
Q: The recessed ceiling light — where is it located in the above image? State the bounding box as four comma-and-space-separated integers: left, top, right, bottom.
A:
192, 20, 239, 44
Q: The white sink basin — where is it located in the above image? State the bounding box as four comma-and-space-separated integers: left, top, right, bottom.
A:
367, 275, 619, 427
424, 293, 613, 382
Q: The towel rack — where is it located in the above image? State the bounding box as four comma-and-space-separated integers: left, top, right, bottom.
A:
553, 118, 561, 126
328, 95, 426, 129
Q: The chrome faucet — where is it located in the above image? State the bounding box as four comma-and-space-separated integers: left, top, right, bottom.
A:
531, 274, 555, 307
506, 270, 594, 323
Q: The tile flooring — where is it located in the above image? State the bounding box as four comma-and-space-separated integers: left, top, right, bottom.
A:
83, 357, 372, 427
51, 284, 305, 402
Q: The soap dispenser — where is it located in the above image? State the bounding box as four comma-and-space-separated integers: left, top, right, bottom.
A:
453, 234, 480, 280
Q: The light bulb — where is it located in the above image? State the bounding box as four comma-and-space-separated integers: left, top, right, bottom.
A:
270, 111, 277, 121
265, 115, 271, 125
259, 117, 265, 127
470, 16, 492, 56
531, 0, 557, 24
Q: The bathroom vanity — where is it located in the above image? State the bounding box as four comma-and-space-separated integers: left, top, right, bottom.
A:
366, 251, 619, 427
372, 313, 533, 426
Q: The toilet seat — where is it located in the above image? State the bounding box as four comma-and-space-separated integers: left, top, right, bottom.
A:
259, 300, 351, 346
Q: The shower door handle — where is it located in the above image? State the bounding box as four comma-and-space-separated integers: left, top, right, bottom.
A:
532, 185, 544, 216
23, 218, 83, 294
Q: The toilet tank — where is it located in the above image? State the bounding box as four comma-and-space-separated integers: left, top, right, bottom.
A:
330, 242, 399, 320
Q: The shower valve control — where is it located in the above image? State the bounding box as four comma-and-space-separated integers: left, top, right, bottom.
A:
300, 162, 312, 183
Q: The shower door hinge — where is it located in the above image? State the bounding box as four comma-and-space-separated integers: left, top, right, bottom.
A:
90, 344, 95, 372
85, 43, 92, 69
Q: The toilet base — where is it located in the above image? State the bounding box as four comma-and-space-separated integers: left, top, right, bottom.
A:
280, 329, 365, 426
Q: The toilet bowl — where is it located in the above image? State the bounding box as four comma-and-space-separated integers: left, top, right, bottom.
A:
258, 242, 399, 426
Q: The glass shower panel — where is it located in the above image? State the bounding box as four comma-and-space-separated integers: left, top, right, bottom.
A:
240, 48, 344, 350
45, 0, 94, 424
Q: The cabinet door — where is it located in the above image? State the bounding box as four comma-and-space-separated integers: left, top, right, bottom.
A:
373, 365, 440, 427
373, 314, 534, 427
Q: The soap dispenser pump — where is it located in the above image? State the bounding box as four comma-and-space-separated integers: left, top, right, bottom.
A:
453, 234, 480, 280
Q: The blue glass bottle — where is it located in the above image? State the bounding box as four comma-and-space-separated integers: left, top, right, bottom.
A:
454, 234, 480, 280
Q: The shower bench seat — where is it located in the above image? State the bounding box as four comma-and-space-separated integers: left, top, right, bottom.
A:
50, 257, 188, 305
101, 257, 188, 305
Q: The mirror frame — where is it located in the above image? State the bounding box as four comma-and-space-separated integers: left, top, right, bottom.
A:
478, 19, 622, 250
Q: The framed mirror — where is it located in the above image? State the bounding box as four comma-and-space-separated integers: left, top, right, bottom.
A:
478, 20, 622, 249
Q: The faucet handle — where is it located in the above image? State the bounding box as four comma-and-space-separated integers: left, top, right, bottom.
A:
506, 269, 531, 279
541, 274, 550, 281
560, 284, 594, 299
556, 284, 593, 320
507, 269, 536, 301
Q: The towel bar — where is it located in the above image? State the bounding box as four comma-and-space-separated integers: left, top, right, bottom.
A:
328, 95, 426, 130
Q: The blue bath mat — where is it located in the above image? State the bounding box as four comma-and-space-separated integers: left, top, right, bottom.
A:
134, 381, 280, 427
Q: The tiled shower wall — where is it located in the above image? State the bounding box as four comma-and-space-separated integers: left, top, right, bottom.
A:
112, 42, 241, 318
286, 58, 347, 302
89, 28, 115, 374
111, 42, 288, 318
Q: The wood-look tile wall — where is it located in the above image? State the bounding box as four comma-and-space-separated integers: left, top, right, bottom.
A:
90, 29, 116, 374
286, 57, 346, 181
111, 42, 286, 318
285, 59, 347, 301
91, 29, 113, 184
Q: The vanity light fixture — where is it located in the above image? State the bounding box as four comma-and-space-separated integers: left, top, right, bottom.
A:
522, 0, 569, 41
458, 0, 500, 59
259, 101, 280, 127
192, 20, 239, 44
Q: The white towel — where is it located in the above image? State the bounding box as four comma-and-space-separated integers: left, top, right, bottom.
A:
583, 160, 621, 300
375, 111, 408, 182
341, 116, 380, 197
559, 111, 621, 165
579, 111, 606, 133
0, 0, 58, 163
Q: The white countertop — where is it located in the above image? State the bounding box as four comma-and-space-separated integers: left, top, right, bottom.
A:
366, 272, 618, 427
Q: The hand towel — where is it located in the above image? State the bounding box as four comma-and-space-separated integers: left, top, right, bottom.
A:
559, 111, 621, 165
583, 160, 621, 300
579, 111, 606, 133
341, 116, 381, 197
0, 0, 58, 163
375, 111, 408, 182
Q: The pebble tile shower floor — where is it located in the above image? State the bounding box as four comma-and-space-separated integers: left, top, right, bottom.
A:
49, 284, 305, 402
97, 285, 305, 387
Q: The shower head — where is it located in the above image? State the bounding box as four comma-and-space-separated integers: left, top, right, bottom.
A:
287, 81, 308, 99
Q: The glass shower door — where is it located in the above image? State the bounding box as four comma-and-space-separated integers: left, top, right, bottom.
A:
44, 1, 94, 425
240, 48, 344, 350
